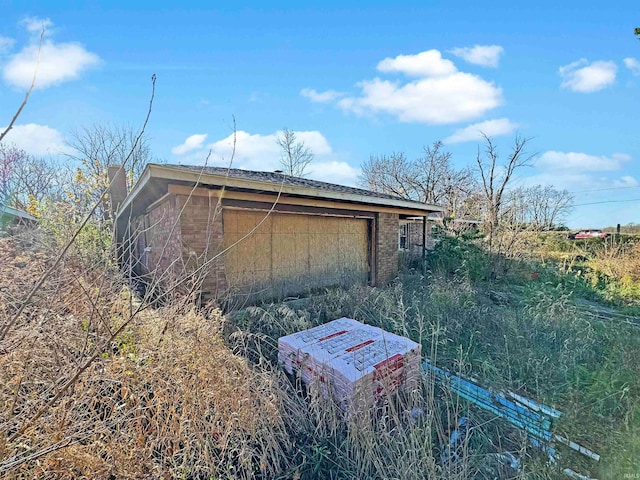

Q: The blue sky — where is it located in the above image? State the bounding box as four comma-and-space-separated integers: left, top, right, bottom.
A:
1, 1, 638, 228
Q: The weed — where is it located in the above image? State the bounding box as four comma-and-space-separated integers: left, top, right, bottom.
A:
3, 230, 639, 479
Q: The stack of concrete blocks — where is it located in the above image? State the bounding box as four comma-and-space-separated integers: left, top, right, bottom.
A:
278, 317, 421, 413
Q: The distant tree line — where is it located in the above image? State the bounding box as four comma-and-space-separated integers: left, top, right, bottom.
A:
603, 223, 640, 235
1, 124, 154, 222
360, 134, 574, 249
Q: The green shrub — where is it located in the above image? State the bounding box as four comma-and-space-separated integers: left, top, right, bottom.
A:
36, 199, 114, 267
426, 236, 490, 283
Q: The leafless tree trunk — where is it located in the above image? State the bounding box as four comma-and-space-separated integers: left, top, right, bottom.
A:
276, 128, 313, 177
476, 134, 534, 252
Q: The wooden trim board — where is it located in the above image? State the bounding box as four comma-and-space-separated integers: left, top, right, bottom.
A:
167, 184, 433, 217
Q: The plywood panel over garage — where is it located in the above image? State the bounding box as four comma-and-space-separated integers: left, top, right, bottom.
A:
223, 209, 369, 298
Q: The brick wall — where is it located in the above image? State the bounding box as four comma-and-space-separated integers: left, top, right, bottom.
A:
134, 193, 227, 302
135, 192, 405, 300
375, 212, 399, 285
176, 194, 226, 301
145, 195, 183, 286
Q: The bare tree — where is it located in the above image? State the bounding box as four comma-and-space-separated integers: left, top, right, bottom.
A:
276, 128, 313, 177
65, 124, 153, 218
476, 134, 534, 251
505, 185, 573, 230
0, 146, 64, 212
360, 151, 410, 198
361, 141, 477, 219
0, 145, 24, 204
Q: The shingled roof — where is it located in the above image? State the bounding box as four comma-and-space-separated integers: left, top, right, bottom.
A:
0, 203, 36, 221
117, 163, 443, 219
170, 164, 407, 202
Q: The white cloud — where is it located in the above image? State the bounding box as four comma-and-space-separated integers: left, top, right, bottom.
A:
536, 150, 630, 172
205, 131, 279, 169
449, 45, 504, 67
20, 16, 54, 34
300, 88, 345, 103
519, 172, 595, 191
200, 130, 332, 171
3, 42, 101, 89
172, 134, 208, 155
443, 118, 518, 144
521, 151, 636, 197
521, 169, 633, 190
294, 131, 332, 155
559, 59, 617, 92
377, 50, 457, 77
174, 129, 360, 186
0, 36, 15, 54
305, 50, 503, 125
613, 175, 639, 188
0, 123, 65, 155
624, 57, 640, 76
611, 153, 632, 162
338, 73, 502, 124
307, 161, 360, 186
1, 18, 100, 90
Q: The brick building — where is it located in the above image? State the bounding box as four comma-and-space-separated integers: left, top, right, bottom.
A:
399, 216, 482, 256
112, 164, 442, 304
399, 218, 435, 254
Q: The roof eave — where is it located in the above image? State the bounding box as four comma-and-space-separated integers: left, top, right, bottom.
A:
117, 164, 443, 218
0, 204, 36, 220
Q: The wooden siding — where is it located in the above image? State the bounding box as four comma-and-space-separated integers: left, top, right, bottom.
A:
223, 209, 369, 298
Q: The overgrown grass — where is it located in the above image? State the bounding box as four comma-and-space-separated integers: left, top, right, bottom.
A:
515, 232, 640, 309
232, 234, 640, 478
1, 233, 487, 480
0, 235, 298, 479
3, 230, 640, 479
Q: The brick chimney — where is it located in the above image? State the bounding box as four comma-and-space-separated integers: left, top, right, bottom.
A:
107, 165, 127, 218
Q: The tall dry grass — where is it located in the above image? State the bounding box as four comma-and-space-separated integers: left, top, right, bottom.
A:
2, 232, 512, 479
232, 300, 540, 480
0, 235, 297, 479
14, 218, 629, 478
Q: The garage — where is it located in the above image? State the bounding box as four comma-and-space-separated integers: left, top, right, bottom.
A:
117, 164, 443, 304
222, 209, 370, 298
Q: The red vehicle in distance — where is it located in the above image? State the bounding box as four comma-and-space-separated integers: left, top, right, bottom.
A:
567, 229, 609, 240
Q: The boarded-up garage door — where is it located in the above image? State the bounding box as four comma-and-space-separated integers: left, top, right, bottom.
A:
223, 210, 369, 298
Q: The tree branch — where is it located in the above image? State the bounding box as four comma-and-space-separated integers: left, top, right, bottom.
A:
0, 27, 45, 144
